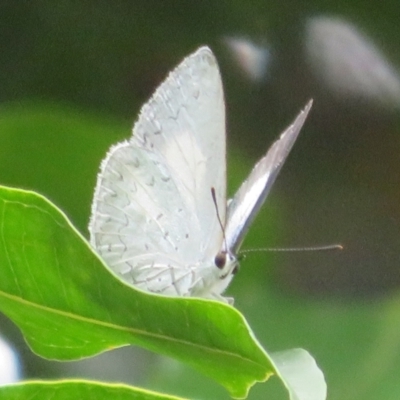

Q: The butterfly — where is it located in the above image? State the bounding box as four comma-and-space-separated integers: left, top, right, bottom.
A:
89, 46, 312, 303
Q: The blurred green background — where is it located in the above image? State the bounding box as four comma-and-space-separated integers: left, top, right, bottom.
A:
1, 2, 400, 399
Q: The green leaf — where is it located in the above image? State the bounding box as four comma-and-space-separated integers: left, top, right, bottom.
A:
271, 349, 327, 400
0, 185, 273, 399
0, 185, 327, 399
0, 380, 188, 400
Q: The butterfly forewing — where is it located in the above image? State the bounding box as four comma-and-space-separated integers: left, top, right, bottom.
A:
225, 100, 313, 254
131, 48, 226, 246
89, 47, 226, 295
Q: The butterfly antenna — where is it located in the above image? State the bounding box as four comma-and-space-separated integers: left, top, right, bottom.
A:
240, 244, 343, 254
211, 187, 228, 252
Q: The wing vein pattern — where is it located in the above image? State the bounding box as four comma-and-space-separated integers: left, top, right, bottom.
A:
89, 47, 226, 296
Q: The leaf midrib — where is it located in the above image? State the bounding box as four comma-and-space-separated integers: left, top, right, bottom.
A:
0, 289, 267, 369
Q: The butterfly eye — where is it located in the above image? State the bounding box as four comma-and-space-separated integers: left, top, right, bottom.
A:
214, 252, 227, 269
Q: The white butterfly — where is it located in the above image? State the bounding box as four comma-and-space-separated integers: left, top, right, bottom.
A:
89, 46, 312, 303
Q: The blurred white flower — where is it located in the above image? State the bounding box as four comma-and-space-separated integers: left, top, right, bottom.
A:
0, 336, 20, 384
305, 16, 400, 109
223, 36, 270, 82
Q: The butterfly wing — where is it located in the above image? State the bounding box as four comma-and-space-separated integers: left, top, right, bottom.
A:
225, 100, 313, 254
89, 47, 226, 296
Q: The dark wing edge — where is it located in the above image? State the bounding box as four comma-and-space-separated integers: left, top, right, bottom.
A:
225, 100, 313, 253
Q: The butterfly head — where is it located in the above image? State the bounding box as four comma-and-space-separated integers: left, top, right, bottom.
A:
214, 250, 239, 279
